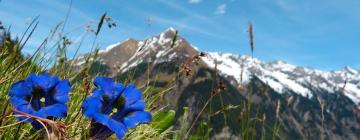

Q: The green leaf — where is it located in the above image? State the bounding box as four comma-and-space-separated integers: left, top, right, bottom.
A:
151, 110, 176, 133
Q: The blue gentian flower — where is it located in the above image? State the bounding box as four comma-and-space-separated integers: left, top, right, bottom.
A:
9, 73, 71, 129
81, 77, 152, 139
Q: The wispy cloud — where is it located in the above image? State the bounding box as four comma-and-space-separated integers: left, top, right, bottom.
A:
153, 16, 217, 37
189, 0, 202, 4
157, 0, 212, 23
215, 4, 227, 15
275, 0, 293, 12
154, 0, 238, 42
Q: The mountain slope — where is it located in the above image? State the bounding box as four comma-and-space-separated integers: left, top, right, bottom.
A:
74, 28, 360, 139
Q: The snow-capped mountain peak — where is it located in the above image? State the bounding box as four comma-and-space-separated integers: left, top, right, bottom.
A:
165, 27, 177, 33
75, 28, 360, 108
82, 28, 196, 74
344, 66, 358, 75
202, 52, 360, 105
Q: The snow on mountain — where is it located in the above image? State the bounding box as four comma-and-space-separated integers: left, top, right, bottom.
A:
202, 52, 360, 105
118, 28, 182, 72
98, 42, 122, 54
78, 27, 360, 107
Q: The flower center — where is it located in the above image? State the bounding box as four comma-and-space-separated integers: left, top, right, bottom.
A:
113, 96, 125, 109
102, 94, 125, 115
27, 86, 46, 111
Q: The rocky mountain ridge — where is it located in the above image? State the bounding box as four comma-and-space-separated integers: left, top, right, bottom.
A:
83, 27, 360, 108
74, 28, 360, 139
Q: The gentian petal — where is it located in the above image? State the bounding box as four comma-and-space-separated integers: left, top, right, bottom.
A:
122, 84, 142, 105
28, 73, 59, 92
122, 111, 152, 128
53, 80, 71, 103
29, 97, 42, 111
92, 89, 104, 100
90, 119, 127, 139
127, 100, 146, 111
108, 119, 127, 139
10, 97, 34, 122
94, 77, 125, 101
113, 83, 125, 96
9, 80, 32, 97
13, 102, 46, 123
39, 103, 68, 118
93, 113, 111, 126
94, 77, 114, 93
82, 97, 102, 118
10, 97, 28, 108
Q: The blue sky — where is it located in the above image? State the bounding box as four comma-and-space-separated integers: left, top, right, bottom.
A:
0, 0, 359, 70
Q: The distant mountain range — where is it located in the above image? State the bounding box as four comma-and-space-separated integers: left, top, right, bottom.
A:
74, 28, 360, 140
203, 52, 360, 106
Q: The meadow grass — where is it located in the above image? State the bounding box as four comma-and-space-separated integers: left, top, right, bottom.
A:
0, 16, 172, 139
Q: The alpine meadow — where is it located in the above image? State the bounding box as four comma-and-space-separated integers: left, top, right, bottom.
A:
1, 0, 360, 140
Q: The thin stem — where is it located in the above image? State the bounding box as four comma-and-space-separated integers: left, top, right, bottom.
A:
183, 94, 215, 140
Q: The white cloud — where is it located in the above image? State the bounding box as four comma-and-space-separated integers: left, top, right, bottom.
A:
189, 0, 202, 4
215, 4, 227, 15
275, 0, 294, 12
